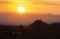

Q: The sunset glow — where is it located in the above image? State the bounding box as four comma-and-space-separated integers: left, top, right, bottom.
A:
0, 0, 60, 15
0, 0, 60, 25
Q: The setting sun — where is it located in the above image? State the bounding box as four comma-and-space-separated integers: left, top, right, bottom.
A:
18, 6, 25, 13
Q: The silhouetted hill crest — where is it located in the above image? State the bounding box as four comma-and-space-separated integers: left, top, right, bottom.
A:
28, 20, 48, 30
34, 20, 47, 25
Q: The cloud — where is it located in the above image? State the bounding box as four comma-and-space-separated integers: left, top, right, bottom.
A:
40, 2, 60, 6
31, 0, 60, 6
0, 0, 60, 6
0, 1, 12, 5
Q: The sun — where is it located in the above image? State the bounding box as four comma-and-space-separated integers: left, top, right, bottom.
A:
18, 6, 25, 13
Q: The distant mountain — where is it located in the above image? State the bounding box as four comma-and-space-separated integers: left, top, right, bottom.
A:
0, 13, 60, 25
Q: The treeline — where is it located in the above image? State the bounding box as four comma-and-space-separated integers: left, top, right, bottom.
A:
0, 20, 60, 39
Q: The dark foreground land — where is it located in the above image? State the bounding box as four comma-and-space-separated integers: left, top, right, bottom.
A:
0, 20, 60, 39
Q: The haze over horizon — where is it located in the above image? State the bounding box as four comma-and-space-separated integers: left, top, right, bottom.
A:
0, 13, 60, 25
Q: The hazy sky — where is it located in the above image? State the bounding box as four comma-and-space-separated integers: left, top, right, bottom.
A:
0, 0, 60, 14
0, 13, 60, 25
0, 0, 60, 25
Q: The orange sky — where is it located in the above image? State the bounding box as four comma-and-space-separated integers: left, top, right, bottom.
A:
0, 0, 60, 25
0, 0, 60, 15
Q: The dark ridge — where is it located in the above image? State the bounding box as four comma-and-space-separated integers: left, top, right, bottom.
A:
0, 20, 60, 39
